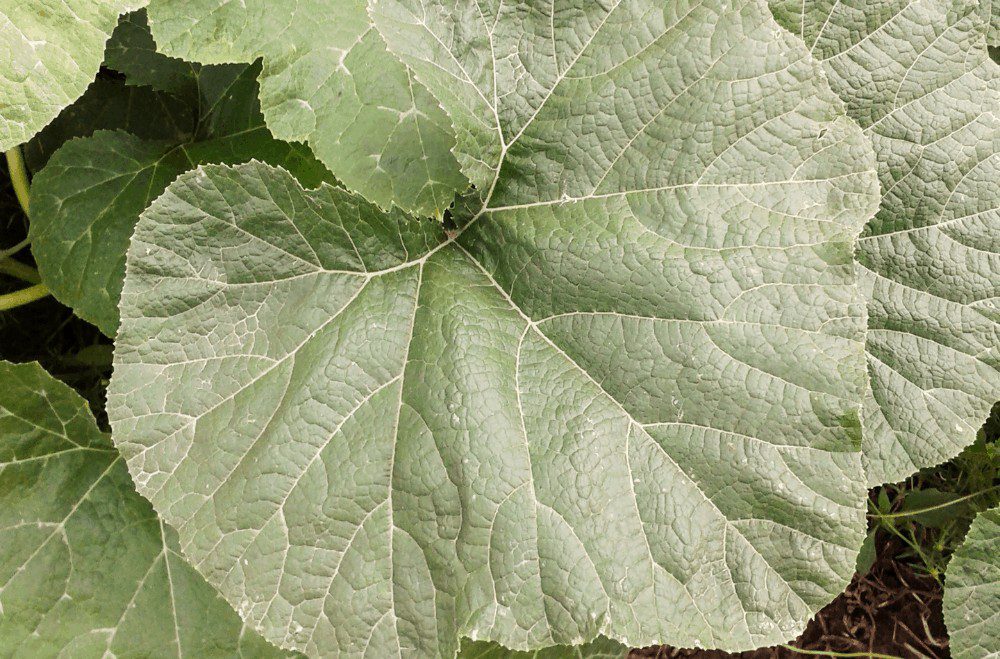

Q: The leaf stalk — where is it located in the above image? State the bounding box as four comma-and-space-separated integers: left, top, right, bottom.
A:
0, 283, 49, 310
0, 258, 41, 283
5, 146, 31, 214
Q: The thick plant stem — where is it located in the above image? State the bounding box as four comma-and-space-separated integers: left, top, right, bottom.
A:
5, 147, 31, 214
0, 283, 49, 310
0, 259, 41, 283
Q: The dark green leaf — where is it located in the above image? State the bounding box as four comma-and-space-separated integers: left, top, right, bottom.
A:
104, 10, 199, 97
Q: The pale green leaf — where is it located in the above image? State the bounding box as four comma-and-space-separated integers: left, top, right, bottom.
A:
0, 0, 146, 150
0, 360, 288, 657
142, 0, 466, 218
984, 0, 999, 46
28, 64, 331, 336
109, 2, 878, 654
768, 0, 1000, 485
943, 504, 1000, 658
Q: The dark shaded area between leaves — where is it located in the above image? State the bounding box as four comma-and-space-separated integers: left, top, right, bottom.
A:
0, 153, 113, 425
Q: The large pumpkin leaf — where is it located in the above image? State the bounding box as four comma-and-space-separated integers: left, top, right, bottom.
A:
28, 62, 332, 336
943, 503, 1000, 658
0, 0, 146, 150
0, 360, 288, 657
767, 0, 1000, 485
108, 0, 879, 654
142, 0, 466, 218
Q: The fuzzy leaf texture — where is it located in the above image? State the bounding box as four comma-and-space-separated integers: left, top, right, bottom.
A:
986, 0, 1000, 45
767, 0, 1000, 485
108, 0, 880, 655
0, 0, 145, 149
28, 58, 333, 336
142, 0, 466, 217
943, 504, 1000, 658
0, 361, 290, 657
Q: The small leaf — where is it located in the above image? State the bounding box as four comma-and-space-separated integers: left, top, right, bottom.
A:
855, 529, 878, 575
877, 488, 892, 514
900, 488, 968, 528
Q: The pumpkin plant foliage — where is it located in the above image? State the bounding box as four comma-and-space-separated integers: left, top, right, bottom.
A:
0, 361, 290, 657
769, 0, 1000, 486
107, 0, 879, 654
27, 11, 333, 336
141, 0, 467, 218
2, 0, 998, 656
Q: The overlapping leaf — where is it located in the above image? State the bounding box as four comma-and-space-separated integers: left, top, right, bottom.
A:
142, 0, 466, 217
104, 9, 198, 97
28, 58, 332, 336
0, 0, 145, 150
0, 360, 288, 657
769, 0, 1000, 485
943, 503, 1000, 658
109, 0, 879, 654
22, 76, 194, 172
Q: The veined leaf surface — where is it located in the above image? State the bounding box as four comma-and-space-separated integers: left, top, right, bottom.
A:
0, 361, 288, 657
943, 504, 1000, 658
109, 0, 878, 655
0, 0, 145, 150
29, 61, 332, 336
142, 0, 466, 217
769, 0, 1000, 485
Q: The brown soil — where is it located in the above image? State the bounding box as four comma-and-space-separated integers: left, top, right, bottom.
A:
631, 534, 949, 659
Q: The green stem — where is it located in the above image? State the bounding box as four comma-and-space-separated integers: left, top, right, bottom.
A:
5, 147, 30, 214
0, 237, 30, 259
781, 645, 903, 659
872, 484, 1000, 520
0, 283, 49, 310
0, 258, 40, 283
